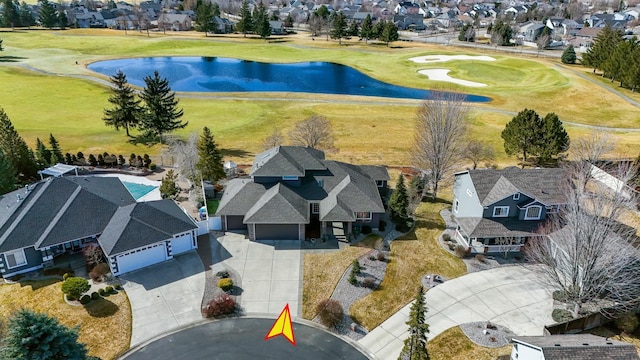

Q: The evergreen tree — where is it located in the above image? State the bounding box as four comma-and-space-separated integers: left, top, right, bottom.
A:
253, 1, 271, 39
2, 0, 19, 28
458, 23, 475, 42
211, 2, 220, 17
491, 19, 513, 46
35, 137, 51, 169
0, 38, 3, 52
48, 133, 64, 164
103, 70, 142, 137
0, 309, 88, 360
139, 70, 187, 143
582, 26, 623, 74
561, 44, 576, 64
159, 169, 179, 199
38, 0, 58, 29
284, 13, 293, 28
196, 126, 225, 182
57, 2, 67, 29
194, 0, 215, 35
236, 0, 253, 37
372, 19, 384, 39
330, 11, 348, 44
347, 20, 359, 37
0, 149, 17, 194
379, 20, 398, 46
501, 108, 543, 164
359, 14, 373, 43
0, 108, 37, 182
19, 1, 34, 28
389, 174, 409, 221
538, 112, 570, 165
399, 286, 430, 360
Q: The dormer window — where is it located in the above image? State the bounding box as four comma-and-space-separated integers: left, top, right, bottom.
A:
524, 205, 542, 220
312, 203, 320, 214
513, 193, 520, 200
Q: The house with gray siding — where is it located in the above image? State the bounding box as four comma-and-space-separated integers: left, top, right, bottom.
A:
0, 176, 198, 278
216, 146, 388, 241
452, 167, 566, 254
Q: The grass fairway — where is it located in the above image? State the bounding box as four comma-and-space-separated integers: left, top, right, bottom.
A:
1, 29, 639, 165
0, 279, 131, 360
428, 326, 511, 360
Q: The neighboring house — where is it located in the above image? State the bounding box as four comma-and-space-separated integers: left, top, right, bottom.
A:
518, 22, 546, 42
511, 334, 640, 360
0, 176, 198, 278
571, 26, 603, 50
212, 16, 234, 33
394, 14, 426, 30
395, 1, 426, 16
158, 13, 192, 31
452, 167, 566, 254
216, 146, 389, 241
269, 20, 285, 35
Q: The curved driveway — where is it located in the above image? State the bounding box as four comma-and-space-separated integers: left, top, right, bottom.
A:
359, 265, 553, 360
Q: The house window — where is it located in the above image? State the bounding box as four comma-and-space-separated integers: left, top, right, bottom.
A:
355, 212, 372, 221
376, 180, 384, 187
513, 193, 520, 200
493, 206, 509, 217
282, 176, 298, 181
454, 199, 459, 213
524, 205, 542, 220
311, 203, 320, 214
5, 249, 27, 269
546, 205, 560, 213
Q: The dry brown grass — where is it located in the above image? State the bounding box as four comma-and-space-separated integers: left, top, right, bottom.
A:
350, 201, 467, 330
428, 326, 511, 360
0, 279, 131, 360
301, 235, 382, 320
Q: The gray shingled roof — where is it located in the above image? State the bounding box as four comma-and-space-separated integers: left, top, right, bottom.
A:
359, 165, 391, 181
98, 200, 197, 256
215, 179, 267, 216
514, 335, 640, 360
250, 146, 326, 177
457, 216, 546, 238
468, 168, 566, 206
244, 184, 308, 224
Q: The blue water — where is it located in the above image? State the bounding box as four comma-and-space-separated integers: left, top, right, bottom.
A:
88, 57, 491, 102
123, 181, 157, 200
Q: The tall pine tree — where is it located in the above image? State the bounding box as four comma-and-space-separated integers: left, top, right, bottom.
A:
538, 113, 570, 165
561, 45, 576, 64
501, 108, 544, 165
103, 70, 142, 136
379, 20, 398, 46
194, 0, 215, 36
139, 70, 187, 144
196, 126, 225, 182
0, 108, 37, 182
48, 133, 64, 164
236, 0, 253, 37
35, 138, 51, 169
360, 14, 373, 43
330, 11, 348, 44
0, 149, 17, 194
389, 173, 409, 221
253, 1, 271, 39
38, 0, 58, 29
399, 286, 430, 360
2, 0, 19, 28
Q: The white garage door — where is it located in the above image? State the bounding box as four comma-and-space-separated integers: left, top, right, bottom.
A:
171, 233, 193, 255
116, 243, 167, 275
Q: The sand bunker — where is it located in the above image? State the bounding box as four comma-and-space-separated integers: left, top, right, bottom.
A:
409, 55, 496, 63
418, 69, 487, 87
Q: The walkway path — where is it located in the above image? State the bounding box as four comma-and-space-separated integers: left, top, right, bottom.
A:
358, 266, 553, 360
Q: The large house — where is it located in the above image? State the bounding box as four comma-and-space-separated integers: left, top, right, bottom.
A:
216, 146, 389, 241
0, 176, 198, 278
452, 167, 566, 254
511, 335, 640, 360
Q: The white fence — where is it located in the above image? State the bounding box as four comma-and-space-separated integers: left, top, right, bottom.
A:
195, 216, 222, 235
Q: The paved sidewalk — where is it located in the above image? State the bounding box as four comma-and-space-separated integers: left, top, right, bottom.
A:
121, 252, 205, 347
358, 266, 553, 360
211, 233, 302, 316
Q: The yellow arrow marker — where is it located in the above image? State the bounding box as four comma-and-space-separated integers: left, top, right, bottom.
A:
264, 304, 296, 346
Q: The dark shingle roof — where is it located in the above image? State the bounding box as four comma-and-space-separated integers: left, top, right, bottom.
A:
514, 335, 640, 360
244, 184, 308, 224
456, 216, 545, 238
215, 179, 267, 216
251, 146, 326, 177
467, 168, 566, 206
359, 165, 391, 181
98, 200, 197, 256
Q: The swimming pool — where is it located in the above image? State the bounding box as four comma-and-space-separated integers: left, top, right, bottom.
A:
123, 181, 158, 200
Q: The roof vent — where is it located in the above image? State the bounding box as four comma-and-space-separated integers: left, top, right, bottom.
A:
554, 344, 561, 347
16, 194, 22, 202
606, 342, 614, 345
582, 343, 589, 346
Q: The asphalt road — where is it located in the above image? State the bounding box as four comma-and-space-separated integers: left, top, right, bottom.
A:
120, 318, 371, 360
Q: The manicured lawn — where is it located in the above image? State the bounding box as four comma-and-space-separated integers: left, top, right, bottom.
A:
350, 201, 467, 330
0, 279, 131, 360
206, 199, 220, 214
301, 234, 381, 320
0, 29, 638, 166
428, 326, 511, 360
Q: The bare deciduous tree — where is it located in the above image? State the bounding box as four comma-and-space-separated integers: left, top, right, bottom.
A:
412, 92, 469, 201
83, 243, 105, 268
165, 133, 199, 183
262, 128, 285, 150
289, 115, 335, 151
526, 135, 640, 317
464, 140, 495, 169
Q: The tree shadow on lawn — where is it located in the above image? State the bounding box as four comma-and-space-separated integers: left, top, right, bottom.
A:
17, 278, 61, 291
0, 56, 26, 63
84, 297, 119, 317
221, 148, 251, 159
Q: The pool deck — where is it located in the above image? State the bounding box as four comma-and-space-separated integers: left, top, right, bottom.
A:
93, 174, 162, 202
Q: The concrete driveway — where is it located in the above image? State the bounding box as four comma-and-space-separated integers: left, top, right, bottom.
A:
120, 251, 205, 347
211, 233, 302, 316
359, 265, 553, 360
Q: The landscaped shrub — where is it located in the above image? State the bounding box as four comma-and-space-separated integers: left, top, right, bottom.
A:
454, 245, 467, 258
149, 163, 157, 171
352, 259, 361, 273
552, 309, 573, 323
615, 313, 640, 334
379, 220, 386, 232
105, 286, 114, 294
216, 270, 230, 278
80, 295, 91, 305
91, 292, 99, 300
447, 241, 456, 251
315, 299, 344, 328
218, 278, 234, 291
202, 294, 236, 318
92, 263, 110, 278
376, 251, 386, 262
361, 225, 372, 234
348, 270, 357, 285
63, 273, 70, 281
475, 254, 486, 263
368, 255, 376, 261
66, 295, 77, 301
114, 284, 123, 290
552, 290, 568, 302
442, 233, 451, 242
98, 288, 105, 296
61, 277, 90, 300
362, 277, 376, 289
